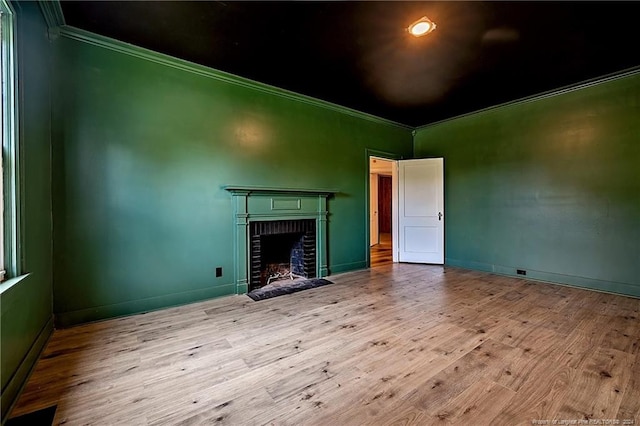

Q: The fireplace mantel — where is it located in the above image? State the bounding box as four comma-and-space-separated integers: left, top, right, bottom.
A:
224, 186, 338, 294
223, 185, 339, 196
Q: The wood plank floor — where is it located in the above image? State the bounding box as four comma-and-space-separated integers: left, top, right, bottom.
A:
370, 232, 392, 267
10, 264, 640, 425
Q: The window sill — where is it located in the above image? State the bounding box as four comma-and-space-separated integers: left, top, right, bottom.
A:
0, 273, 31, 295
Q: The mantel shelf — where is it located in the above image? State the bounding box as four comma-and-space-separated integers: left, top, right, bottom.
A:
223, 185, 339, 196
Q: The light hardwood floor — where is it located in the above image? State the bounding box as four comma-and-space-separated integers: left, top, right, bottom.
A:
370, 233, 392, 268
10, 264, 640, 425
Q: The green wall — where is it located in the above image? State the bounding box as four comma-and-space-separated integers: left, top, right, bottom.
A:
1, 1, 53, 422
414, 72, 640, 297
52, 29, 413, 326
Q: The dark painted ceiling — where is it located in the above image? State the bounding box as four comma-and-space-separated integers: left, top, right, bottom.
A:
60, 1, 640, 127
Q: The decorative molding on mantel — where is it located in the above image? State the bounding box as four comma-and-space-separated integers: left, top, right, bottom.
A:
223, 185, 339, 196
225, 186, 335, 294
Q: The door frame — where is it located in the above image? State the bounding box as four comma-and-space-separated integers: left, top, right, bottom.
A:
366, 149, 403, 267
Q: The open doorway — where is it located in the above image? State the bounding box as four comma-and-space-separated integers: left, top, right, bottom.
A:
369, 157, 394, 267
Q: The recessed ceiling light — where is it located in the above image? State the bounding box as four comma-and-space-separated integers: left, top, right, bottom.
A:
408, 16, 436, 37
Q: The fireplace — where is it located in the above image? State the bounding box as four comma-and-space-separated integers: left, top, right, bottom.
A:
250, 219, 316, 290
224, 186, 337, 294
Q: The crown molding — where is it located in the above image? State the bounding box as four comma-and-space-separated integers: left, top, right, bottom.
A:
415, 66, 640, 131
57, 26, 413, 131
38, 0, 65, 29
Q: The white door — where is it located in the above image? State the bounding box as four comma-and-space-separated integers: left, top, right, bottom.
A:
369, 173, 379, 246
398, 158, 444, 263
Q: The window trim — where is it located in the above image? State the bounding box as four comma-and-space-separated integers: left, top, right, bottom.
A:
1, 0, 21, 281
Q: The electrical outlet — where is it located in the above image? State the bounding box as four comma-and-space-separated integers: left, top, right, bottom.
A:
216, 267, 223, 277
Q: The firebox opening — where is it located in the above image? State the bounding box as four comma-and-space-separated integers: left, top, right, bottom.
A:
250, 219, 317, 291
260, 233, 306, 286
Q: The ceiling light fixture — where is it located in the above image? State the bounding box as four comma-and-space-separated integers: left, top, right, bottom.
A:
408, 16, 436, 37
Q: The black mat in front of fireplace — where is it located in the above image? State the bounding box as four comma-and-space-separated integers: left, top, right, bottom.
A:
246, 278, 333, 301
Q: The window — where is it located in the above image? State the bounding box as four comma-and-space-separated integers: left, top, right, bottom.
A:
1, 0, 19, 281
